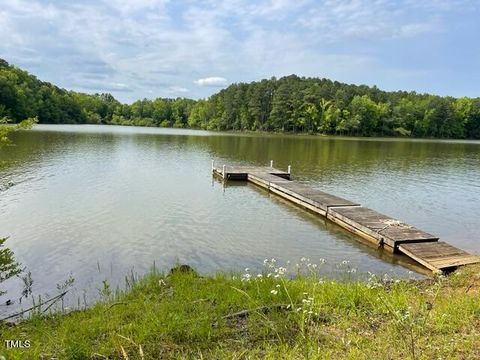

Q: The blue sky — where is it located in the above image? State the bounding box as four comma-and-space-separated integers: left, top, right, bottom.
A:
1, 0, 479, 103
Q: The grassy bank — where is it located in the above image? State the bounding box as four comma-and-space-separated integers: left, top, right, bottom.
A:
1, 263, 479, 359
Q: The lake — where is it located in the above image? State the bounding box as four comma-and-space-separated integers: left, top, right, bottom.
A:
1, 125, 479, 313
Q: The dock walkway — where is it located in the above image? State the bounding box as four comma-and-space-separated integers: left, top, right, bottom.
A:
212, 163, 479, 273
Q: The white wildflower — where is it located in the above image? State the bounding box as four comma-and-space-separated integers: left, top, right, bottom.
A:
241, 273, 251, 282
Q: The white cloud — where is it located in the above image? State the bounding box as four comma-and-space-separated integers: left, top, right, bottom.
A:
398, 22, 440, 37
194, 77, 228, 87
296, 0, 453, 41
101, 0, 169, 14
168, 86, 189, 93
0, 0, 478, 101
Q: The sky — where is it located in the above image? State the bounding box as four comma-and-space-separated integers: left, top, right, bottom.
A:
1, 0, 479, 103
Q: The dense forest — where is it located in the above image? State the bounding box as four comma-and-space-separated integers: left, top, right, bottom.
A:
1, 58, 479, 139
0, 59, 195, 129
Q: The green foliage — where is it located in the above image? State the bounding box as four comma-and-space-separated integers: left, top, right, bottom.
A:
0, 237, 22, 296
1, 264, 480, 359
0, 116, 38, 147
1, 58, 480, 139
189, 75, 480, 138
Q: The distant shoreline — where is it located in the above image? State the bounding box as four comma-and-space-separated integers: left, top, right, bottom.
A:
27, 123, 480, 144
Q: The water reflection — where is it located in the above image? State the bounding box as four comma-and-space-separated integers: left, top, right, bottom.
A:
0, 125, 479, 315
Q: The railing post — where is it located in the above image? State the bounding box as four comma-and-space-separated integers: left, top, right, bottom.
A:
288, 165, 291, 174
222, 164, 226, 179
270, 160, 273, 168
211, 159, 215, 172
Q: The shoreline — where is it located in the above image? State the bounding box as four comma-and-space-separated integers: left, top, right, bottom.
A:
1, 263, 479, 359
24, 123, 480, 143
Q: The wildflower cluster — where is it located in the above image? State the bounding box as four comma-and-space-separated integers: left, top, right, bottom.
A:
239, 258, 289, 286
296, 292, 316, 315
262, 258, 287, 277
366, 272, 383, 289
241, 268, 252, 282
262, 258, 289, 296
336, 259, 358, 276
294, 257, 327, 278
270, 284, 281, 295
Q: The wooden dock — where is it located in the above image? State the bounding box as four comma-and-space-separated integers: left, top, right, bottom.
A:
212, 162, 479, 274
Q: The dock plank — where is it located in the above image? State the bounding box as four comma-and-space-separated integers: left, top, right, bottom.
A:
327, 206, 438, 248
399, 242, 480, 271
269, 182, 359, 211
269, 186, 329, 216
214, 166, 290, 180
249, 172, 291, 184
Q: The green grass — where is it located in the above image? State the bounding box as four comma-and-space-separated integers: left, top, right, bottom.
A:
1, 264, 480, 359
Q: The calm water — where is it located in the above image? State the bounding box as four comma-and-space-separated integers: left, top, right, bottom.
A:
1, 125, 479, 313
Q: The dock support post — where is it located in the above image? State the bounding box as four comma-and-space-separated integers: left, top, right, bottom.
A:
222, 165, 226, 179
211, 160, 215, 172
270, 160, 273, 168
288, 165, 291, 174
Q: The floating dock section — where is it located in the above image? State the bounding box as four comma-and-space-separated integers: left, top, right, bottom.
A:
212, 162, 479, 274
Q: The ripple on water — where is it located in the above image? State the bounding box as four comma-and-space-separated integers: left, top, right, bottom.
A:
1, 126, 479, 315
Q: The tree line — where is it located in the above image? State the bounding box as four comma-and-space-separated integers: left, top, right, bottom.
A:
0, 59, 194, 128
189, 75, 480, 139
1, 59, 479, 139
